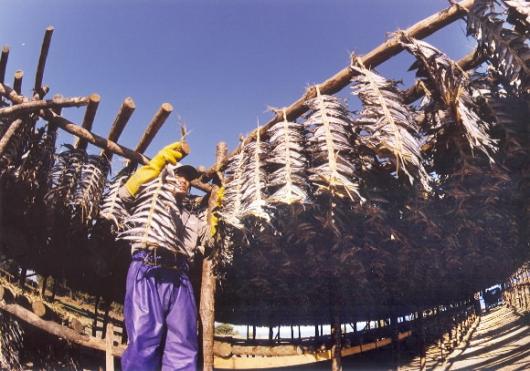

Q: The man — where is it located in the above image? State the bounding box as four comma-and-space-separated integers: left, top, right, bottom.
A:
119, 141, 206, 371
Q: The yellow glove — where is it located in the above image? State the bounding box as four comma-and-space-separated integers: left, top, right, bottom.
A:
125, 141, 189, 196
209, 186, 224, 237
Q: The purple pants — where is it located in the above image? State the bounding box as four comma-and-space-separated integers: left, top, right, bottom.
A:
121, 251, 198, 371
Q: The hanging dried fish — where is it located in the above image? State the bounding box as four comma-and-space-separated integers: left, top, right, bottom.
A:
467, 0, 530, 94
44, 144, 86, 211
71, 155, 110, 223
266, 109, 311, 206
399, 35, 498, 160
220, 142, 246, 229
118, 165, 193, 257
98, 166, 133, 232
503, 0, 530, 35
239, 127, 271, 221
351, 59, 431, 191
305, 88, 363, 201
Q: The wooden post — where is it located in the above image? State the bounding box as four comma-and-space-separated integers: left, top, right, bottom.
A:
391, 314, 400, 370
418, 310, 426, 370
13, 70, 23, 94
101, 97, 136, 159
0, 118, 23, 157
50, 277, 57, 302
102, 302, 111, 339
331, 315, 342, 371
72, 93, 100, 150
92, 295, 100, 337
106, 323, 115, 371
34, 26, 54, 95
0, 46, 9, 84
132, 103, 173, 155
199, 141, 227, 371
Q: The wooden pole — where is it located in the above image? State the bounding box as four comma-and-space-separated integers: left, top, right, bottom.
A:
0, 46, 9, 84
43, 110, 149, 164
92, 295, 100, 337
0, 96, 90, 118
0, 301, 126, 356
13, 70, 23, 95
106, 323, 115, 371
204, 0, 476, 176
0, 84, 213, 192
199, 141, 227, 371
331, 315, 342, 371
101, 97, 136, 159
0, 118, 23, 157
34, 26, 54, 95
74, 93, 100, 150
31, 300, 47, 318
133, 103, 173, 155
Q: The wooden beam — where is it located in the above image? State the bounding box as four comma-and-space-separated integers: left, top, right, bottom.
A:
0, 46, 9, 84
0, 301, 126, 357
204, 0, 476, 175
42, 110, 148, 164
0, 118, 23, 157
101, 97, 135, 158
133, 103, 173, 155
200, 141, 227, 371
0, 83, 214, 192
0, 96, 90, 118
13, 70, 23, 95
74, 93, 100, 150
34, 26, 54, 95
0, 83, 27, 104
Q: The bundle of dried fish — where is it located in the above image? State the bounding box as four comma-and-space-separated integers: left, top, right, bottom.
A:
44, 144, 86, 211
118, 165, 193, 257
304, 88, 363, 201
0, 117, 34, 179
71, 155, 110, 224
239, 129, 271, 222
399, 35, 497, 161
504, 0, 530, 35
266, 109, 311, 206
351, 59, 431, 191
220, 144, 246, 229
467, 0, 530, 94
97, 166, 133, 232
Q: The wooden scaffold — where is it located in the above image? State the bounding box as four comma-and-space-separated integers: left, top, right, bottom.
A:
0, 0, 528, 370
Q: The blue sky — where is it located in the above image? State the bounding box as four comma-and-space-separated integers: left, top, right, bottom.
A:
0, 0, 474, 176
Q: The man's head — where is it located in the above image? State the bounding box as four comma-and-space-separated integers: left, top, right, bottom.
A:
166, 163, 199, 199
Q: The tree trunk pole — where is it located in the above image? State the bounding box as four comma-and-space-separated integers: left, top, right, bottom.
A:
391, 314, 400, 371
0, 46, 9, 84
199, 141, 227, 371
331, 315, 342, 371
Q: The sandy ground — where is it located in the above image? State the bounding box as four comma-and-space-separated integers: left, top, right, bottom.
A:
256, 306, 529, 371
436, 306, 530, 371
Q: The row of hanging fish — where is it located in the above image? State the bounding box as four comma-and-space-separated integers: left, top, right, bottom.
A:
219, 32, 513, 231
